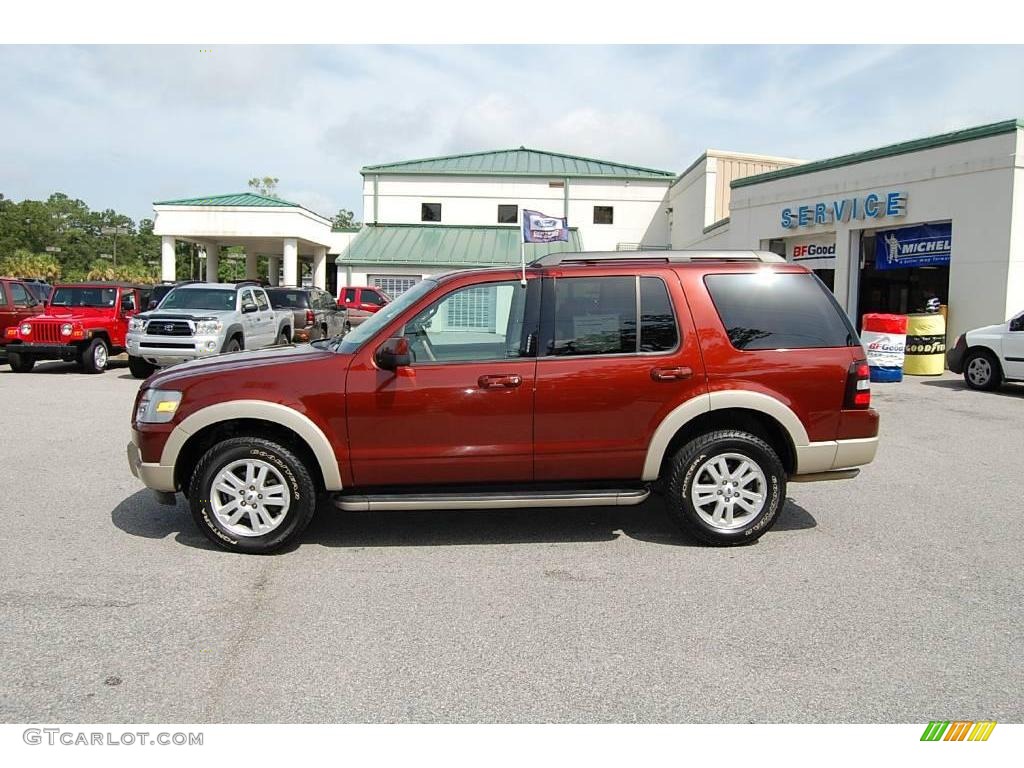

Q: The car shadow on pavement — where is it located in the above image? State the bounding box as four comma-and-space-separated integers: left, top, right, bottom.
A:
0, 359, 129, 375
111, 490, 817, 552
920, 378, 1024, 398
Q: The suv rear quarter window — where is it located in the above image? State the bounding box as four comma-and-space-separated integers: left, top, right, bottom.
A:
704, 272, 858, 350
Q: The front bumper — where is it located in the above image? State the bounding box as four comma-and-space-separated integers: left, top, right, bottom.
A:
127, 430, 176, 493
5, 342, 81, 361
946, 334, 967, 374
127, 331, 222, 366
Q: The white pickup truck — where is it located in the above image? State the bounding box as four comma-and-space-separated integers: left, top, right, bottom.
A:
946, 309, 1024, 390
125, 282, 292, 379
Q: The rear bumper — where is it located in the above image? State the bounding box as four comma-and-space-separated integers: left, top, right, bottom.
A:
794, 436, 879, 476
127, 431, 176, 493
946, 334, 967, 374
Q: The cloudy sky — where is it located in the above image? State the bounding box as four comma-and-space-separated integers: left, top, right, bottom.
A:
2, 45, 1023, 223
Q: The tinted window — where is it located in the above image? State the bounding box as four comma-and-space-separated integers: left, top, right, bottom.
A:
550, 276, 636, 356
640, 277, 678, 352
704, 272, 858, 350
160, 288, 237, 311
362, 290, 386, 306
421, 203, 441, 222
497, 204, 518, 224
120, 291, 136, 311
50, 286, 117, 307
0, 285, 7, 306
593, 206, 614, 224
342, 288, 357, 303
267, 289, 309, 309
10, 283, 33, 306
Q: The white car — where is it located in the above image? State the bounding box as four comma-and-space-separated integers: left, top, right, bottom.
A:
947, 310, 1024, 390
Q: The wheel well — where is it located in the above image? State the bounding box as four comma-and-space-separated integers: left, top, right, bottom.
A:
966, 344, 1002, 368
174, 418, 326, 493
658, 407, 796, 478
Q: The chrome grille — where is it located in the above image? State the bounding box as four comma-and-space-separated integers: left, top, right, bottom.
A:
146, 320, 193, 336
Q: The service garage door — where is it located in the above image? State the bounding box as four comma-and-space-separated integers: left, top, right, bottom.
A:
369, 274, 420, 297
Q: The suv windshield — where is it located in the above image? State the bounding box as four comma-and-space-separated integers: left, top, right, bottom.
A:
159, 288, 237, 311
50, 286, 118, 308
266, 289, 310, 309
332, 279, 437, 353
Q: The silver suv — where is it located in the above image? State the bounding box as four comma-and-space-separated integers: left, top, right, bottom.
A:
126, 282, 291, 379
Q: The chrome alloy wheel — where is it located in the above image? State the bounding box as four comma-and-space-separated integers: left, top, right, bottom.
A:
967, 356, 992, 387
210, 459, 291, 537
689, 452, 767, 530
94, 343, 108, 369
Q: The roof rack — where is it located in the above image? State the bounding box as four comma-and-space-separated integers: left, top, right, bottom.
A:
530, 250, 786, 267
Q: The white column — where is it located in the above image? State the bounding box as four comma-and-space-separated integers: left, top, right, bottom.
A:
205, 243, 220, 283
268, 256, 280, 286
245, 251, 259, 280
313, 246, 327, 290
160, 236, 176, 282
283, 238, 298, 287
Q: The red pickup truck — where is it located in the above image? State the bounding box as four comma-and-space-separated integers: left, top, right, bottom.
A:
128, 251, 879, 554
6, 281, 150, 373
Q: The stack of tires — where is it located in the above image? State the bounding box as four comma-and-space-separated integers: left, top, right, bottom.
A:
861, 313, 907, 382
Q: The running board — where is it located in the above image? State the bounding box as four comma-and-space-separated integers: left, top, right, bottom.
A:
333, 487, 650, 512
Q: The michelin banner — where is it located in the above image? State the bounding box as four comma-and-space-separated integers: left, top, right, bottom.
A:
875, 223, 951, 270
785, 234, 836, 269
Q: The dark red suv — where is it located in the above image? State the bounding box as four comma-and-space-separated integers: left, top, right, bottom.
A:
128, 251, 879, 554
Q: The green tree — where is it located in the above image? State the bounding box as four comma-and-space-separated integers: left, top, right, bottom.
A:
331, 208, 360, 230
248, 176, 280, 198
0, 249, 62, 280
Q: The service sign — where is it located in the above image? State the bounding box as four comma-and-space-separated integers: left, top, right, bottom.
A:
874, 223, 952, 270
785, 234, 836, 269
781, 191, 907, 229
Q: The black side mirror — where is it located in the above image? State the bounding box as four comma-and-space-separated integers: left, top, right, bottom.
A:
375, 336, 411, 370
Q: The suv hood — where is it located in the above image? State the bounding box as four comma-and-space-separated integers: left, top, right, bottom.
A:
140, 308, 236, 322
147, 342, 341, 388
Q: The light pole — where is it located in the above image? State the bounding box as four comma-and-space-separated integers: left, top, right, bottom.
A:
101, 225, 130, 267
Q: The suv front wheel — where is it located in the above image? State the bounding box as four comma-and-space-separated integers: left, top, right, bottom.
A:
665, 430, 786, 546
188, 437, 318, 554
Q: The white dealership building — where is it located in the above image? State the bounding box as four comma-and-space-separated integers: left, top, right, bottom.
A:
152, 118, 1024, 344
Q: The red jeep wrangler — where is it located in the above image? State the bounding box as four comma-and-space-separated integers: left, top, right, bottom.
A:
128, 251, 879, 554
6, 282, 150, 373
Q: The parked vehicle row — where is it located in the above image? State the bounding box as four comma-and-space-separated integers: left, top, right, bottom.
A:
127, 251, 881, 554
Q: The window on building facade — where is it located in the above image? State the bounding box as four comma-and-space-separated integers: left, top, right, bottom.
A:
421, 203, 442, 222
369, 275, 421, 297
497, 204, 518, 224
593, 206, 614, 224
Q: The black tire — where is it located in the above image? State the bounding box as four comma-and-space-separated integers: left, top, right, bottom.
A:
664, 430, 786, 546
963, 349, 1001, 391
8, 351, 34, 373
277, 329, 290, 345
80, 338, 109, 374
128, 355, 156, 380
222, 336, 242, 354
188, 437, 318, 554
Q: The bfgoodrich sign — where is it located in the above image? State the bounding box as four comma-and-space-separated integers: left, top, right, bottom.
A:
781, 191, 907, 229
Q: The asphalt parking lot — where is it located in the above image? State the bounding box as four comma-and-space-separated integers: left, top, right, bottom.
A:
0, 358, 1021, 723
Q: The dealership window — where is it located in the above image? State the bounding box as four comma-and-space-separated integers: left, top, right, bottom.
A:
593, 206, 614, 225
421, 203, 442, 222
369, 275, 420, 297
402, 281, 529, 363
704, 273, 858, 350
497, 204, 518, 224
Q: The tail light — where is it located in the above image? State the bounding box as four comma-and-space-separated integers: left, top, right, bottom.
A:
305, 309, 315, 325
844, 360, 871, 409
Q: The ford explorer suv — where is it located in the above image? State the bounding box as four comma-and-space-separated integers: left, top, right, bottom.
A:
125, 282, 292, 379
0, 277, 45, 362
946, 308, 1024, 390
127, 251, 879, 554
5, 282, 149, 373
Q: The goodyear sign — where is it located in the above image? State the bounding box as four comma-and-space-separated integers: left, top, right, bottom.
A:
875, 223, 952, 270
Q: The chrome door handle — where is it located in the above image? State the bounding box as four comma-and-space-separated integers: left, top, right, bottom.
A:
650, 366, 693, 381
478, 374, 523, 389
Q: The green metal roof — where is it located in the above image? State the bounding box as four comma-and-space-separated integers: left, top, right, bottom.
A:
336, 224, 584, 267
732, 118, 1024, 189
153, 192, 301, 207
361, 148, 675, 180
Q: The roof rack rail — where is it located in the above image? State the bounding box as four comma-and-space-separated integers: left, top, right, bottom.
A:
530, 250, 785, 267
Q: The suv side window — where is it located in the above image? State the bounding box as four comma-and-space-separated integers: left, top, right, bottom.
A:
704, 272, 858, 350
639, 277, 678, 352
401, 280, 532, 363
10, 282, 33, 307
548, 276, 637, 356
0, 284, 7, 306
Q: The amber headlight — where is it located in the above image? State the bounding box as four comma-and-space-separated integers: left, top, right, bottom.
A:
136, 389, 183, 424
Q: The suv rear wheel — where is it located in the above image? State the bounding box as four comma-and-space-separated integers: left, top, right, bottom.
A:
8, 351, 34, 373
81, 338, 109, 374
664, 430, 786, 546
188, 437, 318, 554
